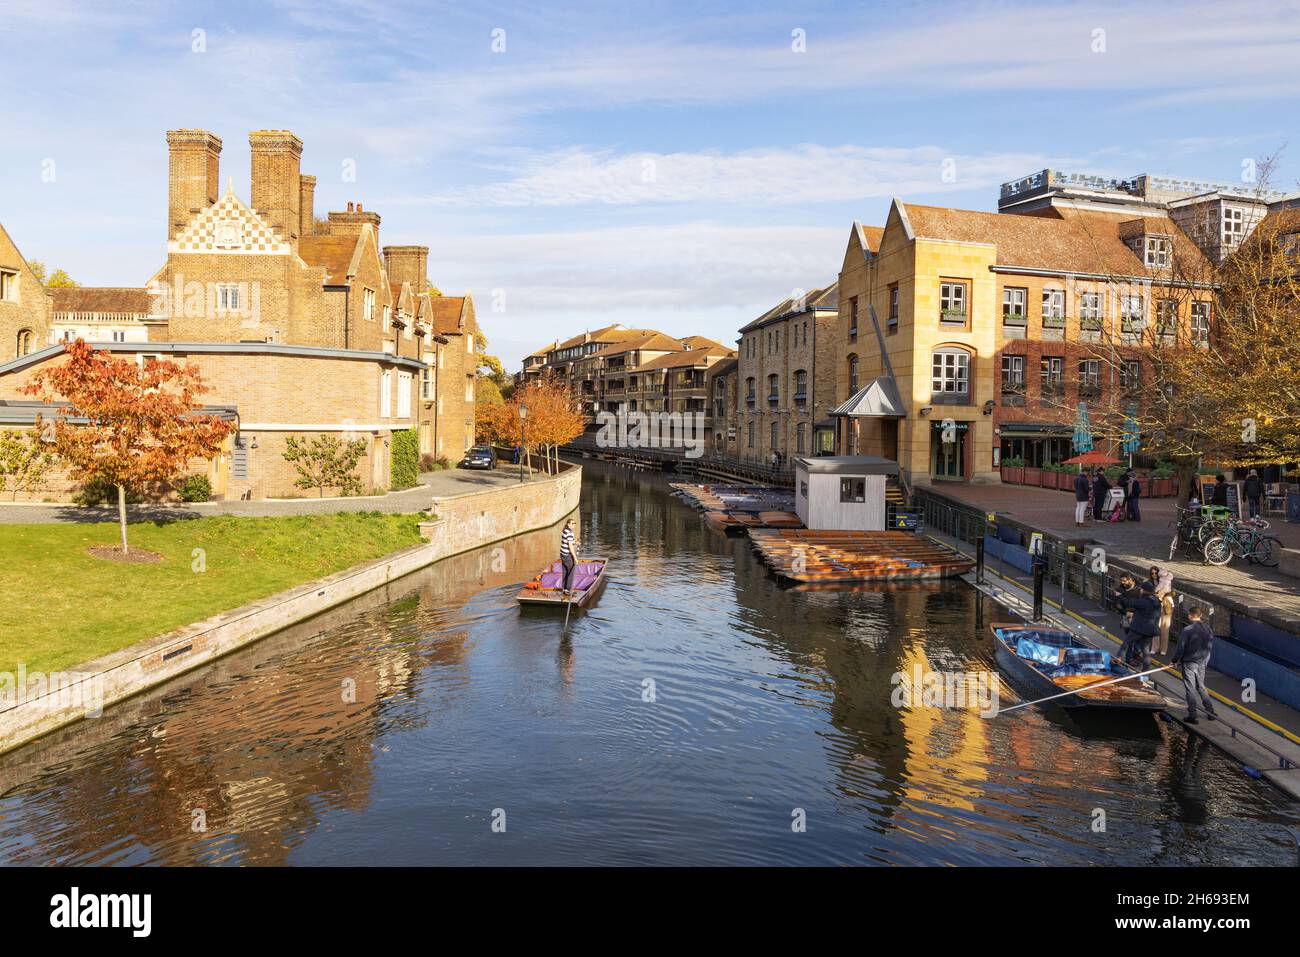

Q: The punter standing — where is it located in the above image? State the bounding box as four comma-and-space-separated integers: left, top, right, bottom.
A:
560, 518, 578, 595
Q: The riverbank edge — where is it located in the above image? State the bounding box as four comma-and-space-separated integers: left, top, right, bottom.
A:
0, 464, 582, 755
925, 529, 1300, 802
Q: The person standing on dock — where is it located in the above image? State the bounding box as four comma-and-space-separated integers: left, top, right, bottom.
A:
1244, 469, 1263, 519
1149, 565, 1175, 656
1073, 469, 1090, 526
1172, 607, 1219, 724
1092, 469, 1110, 521
560, 518, 579, 596
1119, 580, 1160, 677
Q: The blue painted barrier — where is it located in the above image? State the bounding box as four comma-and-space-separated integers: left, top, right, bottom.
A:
983, 535, 1035, 573
1231, 614, 1300, 669
1208, 638, 1300, 712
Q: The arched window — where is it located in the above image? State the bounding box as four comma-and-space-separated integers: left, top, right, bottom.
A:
793, 369, 808, 405
16, 328, 34, 357
848, 354, 859, 393
931, 347, 971, 403
766, 373, 779, 403
747, 421, 755, 448
770, 421, 779, 451
744, 377, 756, 407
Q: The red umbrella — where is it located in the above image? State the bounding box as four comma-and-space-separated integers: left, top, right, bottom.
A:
1062, 450, 1122, 466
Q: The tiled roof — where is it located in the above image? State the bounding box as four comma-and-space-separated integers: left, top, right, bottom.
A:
738, 281, 839, 333
554, 325, 649, 351
859, 225, 884, 252
299, 235, 361, 284
50, 287, 155, 316
634, 346, 734, 371
902, 204, 1210, 276
588, 331, 684, 358
426, 295, 467, 335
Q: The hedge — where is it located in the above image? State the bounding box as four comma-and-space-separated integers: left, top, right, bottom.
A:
390, 428, 419, 491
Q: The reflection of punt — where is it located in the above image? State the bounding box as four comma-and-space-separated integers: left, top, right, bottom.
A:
990, 622, 1165, 712
516, 558, 609, 609
748, 529, 972, 583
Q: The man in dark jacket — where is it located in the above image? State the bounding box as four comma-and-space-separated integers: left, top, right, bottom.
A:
1092, 469, 1111, 520
1119, 580, 1160, 675
1244, 469, 1264, 519
1210, 474, 1229, 507
1172, 606, 1219, 723
1073, 470, 1090, 526
1125, 470, 1142, 522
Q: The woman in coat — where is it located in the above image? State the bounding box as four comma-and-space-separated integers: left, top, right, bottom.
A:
1125, 470, 1142, 522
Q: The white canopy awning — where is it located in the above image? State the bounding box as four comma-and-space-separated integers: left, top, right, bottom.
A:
830, 377, 907, 418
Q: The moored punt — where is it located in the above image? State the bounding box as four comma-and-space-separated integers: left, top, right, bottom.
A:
670, 483, 796, 514
516, 558, 609, 609
990, 623, 1165, 712
748, 529, 972, 583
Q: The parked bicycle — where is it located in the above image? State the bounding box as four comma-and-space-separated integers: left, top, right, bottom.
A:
1202, 518, 1281, 567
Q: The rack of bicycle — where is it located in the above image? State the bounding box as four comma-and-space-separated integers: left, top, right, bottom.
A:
1170, 506, 1282, 567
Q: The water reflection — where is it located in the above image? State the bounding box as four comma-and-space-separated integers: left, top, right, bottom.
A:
0, 459, 1296, 866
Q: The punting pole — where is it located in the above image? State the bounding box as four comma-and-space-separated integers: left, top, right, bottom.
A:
564, 589, 573, 628
994, 665, 1173, 715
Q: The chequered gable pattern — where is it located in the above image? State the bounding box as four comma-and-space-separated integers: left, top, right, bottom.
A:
168, 191, 289, 255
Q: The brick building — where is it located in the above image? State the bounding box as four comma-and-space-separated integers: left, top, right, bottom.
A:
735, 283, 839, 470
0, 221, 53, 362
0, 128, 478, 500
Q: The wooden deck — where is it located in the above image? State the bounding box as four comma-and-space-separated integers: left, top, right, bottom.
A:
748, 529, 973, 583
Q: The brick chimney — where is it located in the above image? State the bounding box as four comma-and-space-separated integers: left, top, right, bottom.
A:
299, 174, 316, 238
327, 204, 381, 242
165, 129, 221, 240
249, 130, 303, 249
383, 245, 429, 290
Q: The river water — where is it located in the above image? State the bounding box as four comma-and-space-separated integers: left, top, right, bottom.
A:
1, 459, 1297, 866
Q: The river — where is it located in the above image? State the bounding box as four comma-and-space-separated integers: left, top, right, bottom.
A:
1, 459, 1297, 865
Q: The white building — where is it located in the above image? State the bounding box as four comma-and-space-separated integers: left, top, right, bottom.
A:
49, 287, 157, 345
794, 455, 898, 531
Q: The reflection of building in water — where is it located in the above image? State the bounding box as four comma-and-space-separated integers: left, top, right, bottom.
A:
0, 524, 577, 865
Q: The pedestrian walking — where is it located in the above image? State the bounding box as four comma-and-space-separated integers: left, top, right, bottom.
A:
1092, 469, 1110, 521
1112, 571, 1140, 646
1148, 565, 1175, 656
1119, 580, 1160, 676
1244, 469, 1263, 519
1172, 607, 1219, 724
1125, 469, 1142, 522
559, 518, 578, 596
1073, 469, 1090, 526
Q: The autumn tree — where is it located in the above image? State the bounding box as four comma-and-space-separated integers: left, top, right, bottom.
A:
22, 341, 233, 552
1037, 157, 1300, 503
0, 427, 55, 501
28, 261, 77, 287
507, 378, 585, 474
282, 435, 367, 497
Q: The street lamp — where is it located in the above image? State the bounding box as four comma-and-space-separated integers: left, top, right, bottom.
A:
518, 402, 528, 482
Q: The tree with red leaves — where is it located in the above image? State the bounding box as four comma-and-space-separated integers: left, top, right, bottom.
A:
22, 341, 233, 553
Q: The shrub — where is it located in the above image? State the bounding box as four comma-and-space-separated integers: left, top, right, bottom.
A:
1001, 456, 1025, 468
419, 452, 438, 473
390, 428, 419, 491
178, 473, 212, 502
74, 477, 144, 506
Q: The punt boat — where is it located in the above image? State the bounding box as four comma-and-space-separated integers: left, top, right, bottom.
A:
990, 622, 1165, 711
516, 558, 609, 609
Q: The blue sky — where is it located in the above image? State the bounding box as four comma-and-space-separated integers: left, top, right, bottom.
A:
2, 0, 1297, 368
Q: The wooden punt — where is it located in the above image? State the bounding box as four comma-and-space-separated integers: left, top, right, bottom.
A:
990, 622, 1165, 712
516, 558, 610, 609
748, 529, 972, 583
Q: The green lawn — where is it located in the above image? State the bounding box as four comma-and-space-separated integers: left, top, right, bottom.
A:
0, 513, 425, 674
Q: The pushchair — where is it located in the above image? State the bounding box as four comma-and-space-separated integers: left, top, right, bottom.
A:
1102, 487, 1126, 522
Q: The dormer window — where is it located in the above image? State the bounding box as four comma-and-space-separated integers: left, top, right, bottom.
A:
1223, 207, 1246, 245
1144, 236, 1171, 268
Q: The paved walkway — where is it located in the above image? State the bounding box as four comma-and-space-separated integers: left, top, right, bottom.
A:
927, 482, 1300, 630
0, 466, 533, 524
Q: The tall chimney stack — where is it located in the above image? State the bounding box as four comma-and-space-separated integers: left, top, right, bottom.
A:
249, 130, 303, 249
166, 129, 222, 240
383, 246, 429, 291
327, 205, 381, 244
299, 174, 316, 238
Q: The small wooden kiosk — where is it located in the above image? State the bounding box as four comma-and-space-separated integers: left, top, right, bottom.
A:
793, 455, 898, 532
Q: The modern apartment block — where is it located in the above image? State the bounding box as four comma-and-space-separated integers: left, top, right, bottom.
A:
735, 283, 840, 469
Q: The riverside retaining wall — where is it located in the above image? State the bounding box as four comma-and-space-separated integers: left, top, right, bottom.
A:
0, 464, 582, 755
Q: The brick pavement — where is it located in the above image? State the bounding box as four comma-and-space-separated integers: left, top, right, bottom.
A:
924, 481, 1300, 630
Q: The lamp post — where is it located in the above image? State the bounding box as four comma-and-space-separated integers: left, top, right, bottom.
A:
518, 402, 528, 482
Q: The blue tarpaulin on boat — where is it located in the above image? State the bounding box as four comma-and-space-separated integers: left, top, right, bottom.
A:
1016, 638, 1061, 665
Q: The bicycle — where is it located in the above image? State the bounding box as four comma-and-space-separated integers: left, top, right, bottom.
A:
1203, 519, 1282, 567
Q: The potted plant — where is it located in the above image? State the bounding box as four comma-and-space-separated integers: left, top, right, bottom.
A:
1000, 456, 1026, 484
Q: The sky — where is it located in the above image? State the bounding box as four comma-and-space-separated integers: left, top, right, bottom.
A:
2, 0, 1298, 369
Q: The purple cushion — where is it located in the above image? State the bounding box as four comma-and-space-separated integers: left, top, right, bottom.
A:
571, 573, 597, 591
538, 572, 563, 588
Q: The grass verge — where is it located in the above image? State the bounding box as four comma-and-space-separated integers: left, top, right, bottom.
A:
0, 512, 425, 674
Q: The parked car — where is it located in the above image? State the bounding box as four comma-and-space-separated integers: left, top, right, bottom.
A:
459, 445, 498, 470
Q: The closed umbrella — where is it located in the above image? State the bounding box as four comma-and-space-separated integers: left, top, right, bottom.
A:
1121, 406, 1141, 468
1072, 402, 1094, 472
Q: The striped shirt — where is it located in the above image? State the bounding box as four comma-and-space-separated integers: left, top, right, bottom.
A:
560, 526, 575, 560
